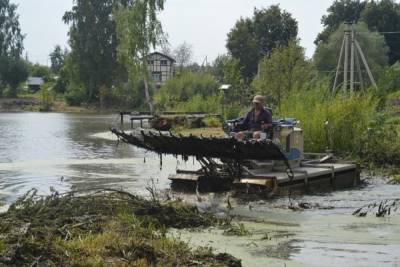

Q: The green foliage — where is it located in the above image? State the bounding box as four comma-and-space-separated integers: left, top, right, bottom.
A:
316, 0, 400, 64
389, 174, 400, 184
226, 5, 298, 82
110, 79, 147, 109
155, 71, 220, 112
223, 57, 246, 103
358, 113, 400, 165
211, 54, 230, 83
49, 45, 68, 74
384, 90, 400, 115
63, 0, 132, 103
279, 87, 378, 154
218, 56, 247, 118
65, 84, 87, 106
0, 57, 28, 97
173, 41, 193, 69
314, 22, 389, 83
376, 62, 400, 98
53, 65, 69, 94
279, 87, 400, 166
0, 0, 24, 58
252, 40, 312, 109
27, 63, 52, 82
115, 0, 165, 114
0, 1, 25, 98
0, 240, 5, 253
226, 17, 259, 81
223, 104, 244, 120
173, 94, 221, 114
361, 0, 400, 64
203, 116, 222, 128
316, 0, 366, 44
39, 84, 54, 112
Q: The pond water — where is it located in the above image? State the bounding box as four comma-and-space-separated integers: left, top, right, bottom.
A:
0, 112, 186, 204
0, 112, 399, 266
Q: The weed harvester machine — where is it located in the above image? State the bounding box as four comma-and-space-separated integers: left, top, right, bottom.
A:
111, 118, 359, 196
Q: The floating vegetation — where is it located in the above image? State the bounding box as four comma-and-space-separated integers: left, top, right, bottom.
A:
223, 222, 251, 237
353, 199, 400, 217
0, 188, 241, 266
285, 202, 335, 211
388, 174, 400, 184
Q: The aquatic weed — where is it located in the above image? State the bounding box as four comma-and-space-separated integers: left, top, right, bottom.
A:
0, 188, 240, 266
223, 222, 251, 237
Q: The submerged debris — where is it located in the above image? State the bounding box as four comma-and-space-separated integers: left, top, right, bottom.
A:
285, 202, 335, 211
0, 188, 241, 266
353, 199, 400, 217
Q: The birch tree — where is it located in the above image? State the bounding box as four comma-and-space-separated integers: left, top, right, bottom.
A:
115, 0, 165, 114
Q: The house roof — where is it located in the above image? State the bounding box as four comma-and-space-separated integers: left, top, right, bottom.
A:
27, 77, 44, 86
149, 52, 176, 62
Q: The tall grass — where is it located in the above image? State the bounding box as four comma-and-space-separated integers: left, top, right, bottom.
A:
278, 87, 378, 154
154, 71, 220, 112
172, 93, 221, 113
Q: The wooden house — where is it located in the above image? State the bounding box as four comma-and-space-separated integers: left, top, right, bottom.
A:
147, 52, 175, 87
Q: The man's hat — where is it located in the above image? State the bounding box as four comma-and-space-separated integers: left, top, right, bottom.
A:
252, 95, 264, 104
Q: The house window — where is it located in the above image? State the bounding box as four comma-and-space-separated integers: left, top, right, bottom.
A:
160, 60, 168, 66
148, 60, 154, 65
152, 72, 162, 82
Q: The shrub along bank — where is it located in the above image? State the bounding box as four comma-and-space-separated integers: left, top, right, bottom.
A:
277, 87, 400, 167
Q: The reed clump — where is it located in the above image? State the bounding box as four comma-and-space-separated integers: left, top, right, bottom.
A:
279, 87, 400, 166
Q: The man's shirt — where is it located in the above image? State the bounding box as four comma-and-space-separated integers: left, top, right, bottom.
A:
242, 108, 272, 131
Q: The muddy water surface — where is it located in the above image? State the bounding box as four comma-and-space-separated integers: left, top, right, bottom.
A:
175, 183, 400, 266
0, 112, 399, 266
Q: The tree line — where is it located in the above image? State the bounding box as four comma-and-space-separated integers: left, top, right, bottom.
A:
2, 0, 400, 163
1, 0, 400, 112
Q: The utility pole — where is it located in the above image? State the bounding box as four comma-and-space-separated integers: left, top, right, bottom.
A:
343, 26, 350, 93
332, 22, 378, 94
350, 24, 355, 94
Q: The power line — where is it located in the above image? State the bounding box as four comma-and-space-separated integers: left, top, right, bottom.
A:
357, 31, 400, 35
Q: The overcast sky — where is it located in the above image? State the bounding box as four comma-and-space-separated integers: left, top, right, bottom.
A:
13, 0, 336, 65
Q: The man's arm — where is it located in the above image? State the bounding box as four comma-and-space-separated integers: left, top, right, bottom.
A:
241, 112, 251, 130
261, 110, 273, 130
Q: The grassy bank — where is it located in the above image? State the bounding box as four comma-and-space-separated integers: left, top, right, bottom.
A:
0, 189, 241, 266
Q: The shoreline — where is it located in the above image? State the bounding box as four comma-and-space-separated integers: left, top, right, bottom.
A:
0, 97, 122, 114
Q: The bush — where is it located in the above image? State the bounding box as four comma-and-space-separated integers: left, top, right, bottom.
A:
173, 94, 221, 114
155, 71, 219, 112
278, 87, 378, 154
40, 84, 55, 111
358, 113, 400, 166
203, 116, 222, 127
385, 91, 400, 115
377, 62, 400, 96
65, 84, 87, 106
223, 104, 245, 120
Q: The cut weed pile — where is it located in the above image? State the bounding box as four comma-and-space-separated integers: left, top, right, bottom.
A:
0, 188, 241, 266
